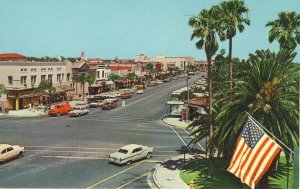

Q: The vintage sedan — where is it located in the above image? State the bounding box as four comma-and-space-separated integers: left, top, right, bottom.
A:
89, 100, 105, 108
102, 102, 117, 110
0, 144, 24, 163
136, 89, 144, 94
69, 106, 89, 117
109, 144, 153, 165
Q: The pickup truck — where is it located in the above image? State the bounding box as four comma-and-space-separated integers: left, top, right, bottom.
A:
48, 103, 72, 116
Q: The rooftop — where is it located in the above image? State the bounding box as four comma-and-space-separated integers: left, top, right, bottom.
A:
0, 53, 27, 59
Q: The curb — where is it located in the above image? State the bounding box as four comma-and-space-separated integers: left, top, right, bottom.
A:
161, 118, 189, 129
152, 168, 163, 189
0, 113, 48, 118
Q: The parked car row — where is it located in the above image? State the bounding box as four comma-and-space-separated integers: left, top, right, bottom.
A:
48, 102, 90, 117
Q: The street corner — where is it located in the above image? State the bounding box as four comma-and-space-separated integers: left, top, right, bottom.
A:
162, 117, 190, 129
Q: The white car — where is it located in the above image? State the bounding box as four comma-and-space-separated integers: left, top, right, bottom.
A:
0, 144, 24, 163
69, 106, 89, 117
136, 89, 144, 94
109, 144, 153, 165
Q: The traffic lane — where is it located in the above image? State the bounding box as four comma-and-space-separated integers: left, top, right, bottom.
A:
171, 126, 207, 154
0, 153, 125, 188
86, 161, 154, 189
120, 174, 149, 189
0, 148, 171, 188
0, 116, 185, 155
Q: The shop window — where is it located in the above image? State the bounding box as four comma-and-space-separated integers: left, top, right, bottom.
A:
48, 74, 52, 82
31, 75, 37, 84
21, 76, 27, 84
8, 76, 13, 85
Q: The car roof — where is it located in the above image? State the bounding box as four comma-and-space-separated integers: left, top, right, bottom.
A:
120, 144, 142, 151
0, 144, 12, 151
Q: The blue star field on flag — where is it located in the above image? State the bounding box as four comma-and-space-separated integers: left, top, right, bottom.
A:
241, 118, 264, 148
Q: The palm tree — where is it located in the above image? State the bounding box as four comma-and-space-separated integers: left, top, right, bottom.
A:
72, 75, 79, 94
85, 74, 95, 97
73, 73, 93, 100
266, 11, 300, 51
34, 80, 56, 110
108, 74, 120, 91
215, 50, 299, 162
189, 6, 220, 173
0, 84, 7, 96
214, 49, 227, 79
126, 73, 137, 87
218, 0, 250, 93
145, 63, 154, 81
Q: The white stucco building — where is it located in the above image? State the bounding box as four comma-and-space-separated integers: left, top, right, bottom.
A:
0, 61, 73, 110
135, 54, 195, 71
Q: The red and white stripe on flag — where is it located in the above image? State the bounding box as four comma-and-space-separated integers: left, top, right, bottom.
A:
227, 118, 282, 189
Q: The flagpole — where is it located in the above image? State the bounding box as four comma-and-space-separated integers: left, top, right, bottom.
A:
245, 111, 294, 155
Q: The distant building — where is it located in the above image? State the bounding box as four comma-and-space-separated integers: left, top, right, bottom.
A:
135, 54, 194, 71
0, 53, 27, 61
107, 64, 133, 77
96, 64, 111, 81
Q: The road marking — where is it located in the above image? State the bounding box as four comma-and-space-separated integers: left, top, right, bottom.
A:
26, 149, 106, 154
26, 146, 117, 150
182, 128, 206, 151
42, 155, 164, 163
0, 153, 38, 168
85, 161, 145, 189
42, 155, 108, 160
143, 159, 163, 163
168, 126, 192, 153
115, 172, 149, 189
26, 146, 176, 153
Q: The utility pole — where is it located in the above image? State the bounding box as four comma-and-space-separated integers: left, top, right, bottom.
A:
186, 70, 190, 122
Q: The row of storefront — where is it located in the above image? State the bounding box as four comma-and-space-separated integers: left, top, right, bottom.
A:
3, 85, 74, 111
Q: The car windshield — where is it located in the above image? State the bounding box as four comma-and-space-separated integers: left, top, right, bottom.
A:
73, 107, 80, 110
118, 149, 128, 154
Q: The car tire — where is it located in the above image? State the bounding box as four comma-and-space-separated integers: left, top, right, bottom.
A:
146, 152, 152, 159
18, 151, 23, 157
126, 160, 132, 165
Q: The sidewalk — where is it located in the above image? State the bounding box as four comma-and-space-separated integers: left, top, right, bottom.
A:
0, 108, 48, 117
151, 154, 195, 189
149, 117, 194, 188
162, 117, 190, 129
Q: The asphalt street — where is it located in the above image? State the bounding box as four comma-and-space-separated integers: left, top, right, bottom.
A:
0, 74, 204, 188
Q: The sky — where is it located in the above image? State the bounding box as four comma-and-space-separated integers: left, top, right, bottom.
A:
0, 0, 299, 61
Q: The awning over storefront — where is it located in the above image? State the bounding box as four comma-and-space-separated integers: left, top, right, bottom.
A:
90, 84, 102, 88
185, 97, 209, 108
55, 85, 74, 93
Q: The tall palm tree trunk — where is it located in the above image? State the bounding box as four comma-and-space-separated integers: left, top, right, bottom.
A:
75, 82, 78, 94
229, 37, 233, 95
207, 54, 214, 174
82, 82, 85, 101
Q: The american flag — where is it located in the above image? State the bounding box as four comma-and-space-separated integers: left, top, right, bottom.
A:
227, 117, 282, 189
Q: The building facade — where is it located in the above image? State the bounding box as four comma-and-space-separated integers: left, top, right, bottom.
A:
0, 61, 72, 110
135, 54, 195, 71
